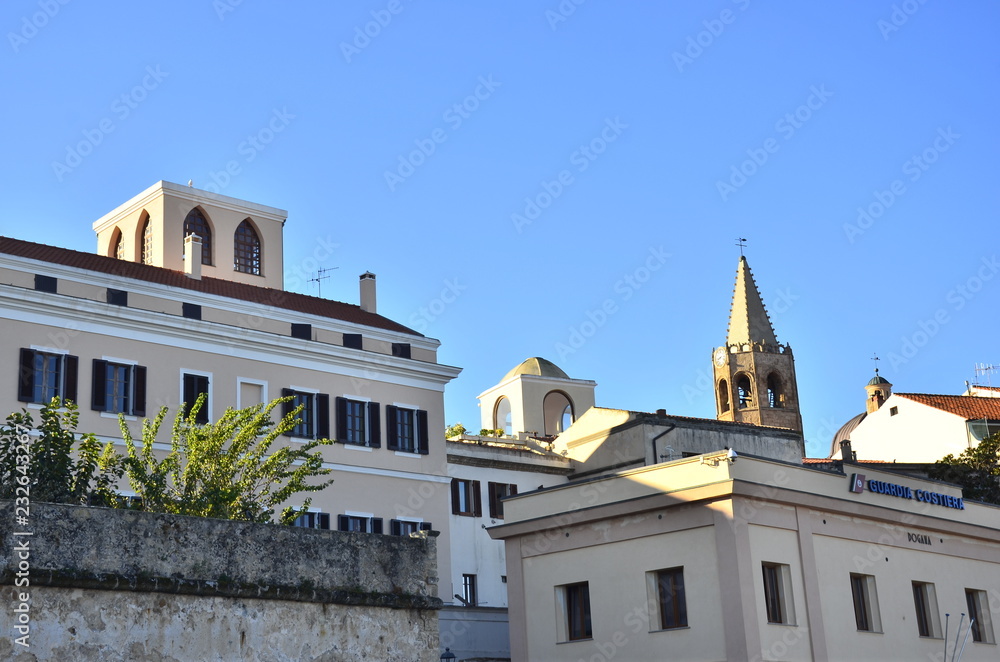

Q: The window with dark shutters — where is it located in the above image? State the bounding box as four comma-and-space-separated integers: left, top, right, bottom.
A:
18, 349, 78, 405
182, 373, 210, 424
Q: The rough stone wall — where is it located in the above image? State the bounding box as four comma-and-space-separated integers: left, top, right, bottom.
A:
0, 502, 441, 661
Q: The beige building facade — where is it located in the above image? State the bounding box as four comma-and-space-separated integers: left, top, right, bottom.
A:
490, 454, 1000, 661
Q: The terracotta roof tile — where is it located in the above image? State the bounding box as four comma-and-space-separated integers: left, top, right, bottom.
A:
0, 236, 421, 336
897, 392, 1000, 421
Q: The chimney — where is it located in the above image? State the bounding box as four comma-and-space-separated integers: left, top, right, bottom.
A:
360, 272, 376, 313
184, 234, 202, 280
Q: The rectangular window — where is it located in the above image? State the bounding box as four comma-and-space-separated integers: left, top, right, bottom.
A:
182, 302, 202, 320
182, 372, 211, 424
965, 588, 994, 644
390, 519, 432, 536
386, 406, 429, 454
292, 511, 331, 530
338, 514, 383, 534
282, 389, 330, 440
556, 582, 592, 642
34, 274, 57, 293
290, 323, 312, 340
912, 581, 941, 638
647, 567, 687, 630
342, 333, 363, 350
336, 397, 381, 447
850, 574, 882, 633
488, 482, 518, 519
451, 479, 482, 516
18, 349, 78, 405
91, 359, 146, 416
462, 574, 478, 606
391, 343, 411, 359
762, 562, 795, 625
106, 288, 128, 306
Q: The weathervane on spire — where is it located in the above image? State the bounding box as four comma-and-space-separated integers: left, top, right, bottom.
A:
735, 237, 747, 257
871, 353, 880, 375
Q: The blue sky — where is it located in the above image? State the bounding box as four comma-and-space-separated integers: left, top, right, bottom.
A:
2, 1, 997, 457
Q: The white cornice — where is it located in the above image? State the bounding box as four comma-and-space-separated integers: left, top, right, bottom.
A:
2, 285, 462, 390
92, 180, 287, 233
0, 252, 439, 350
476, 373, 598, 400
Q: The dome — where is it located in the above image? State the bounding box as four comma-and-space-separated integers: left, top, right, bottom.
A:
502, 357, 570, 382
829, 411, 867, 458
867, 375, 891, 386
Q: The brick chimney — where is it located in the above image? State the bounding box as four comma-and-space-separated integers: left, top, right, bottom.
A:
360, 272, 376, 313
184, 235, 202, 280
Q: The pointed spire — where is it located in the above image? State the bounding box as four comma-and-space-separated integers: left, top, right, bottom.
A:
726, 256, 778, 347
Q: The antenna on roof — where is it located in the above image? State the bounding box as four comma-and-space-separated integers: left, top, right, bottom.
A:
735, 237, 747, 257
973, 363, 998, 390
308, 266, 339, 298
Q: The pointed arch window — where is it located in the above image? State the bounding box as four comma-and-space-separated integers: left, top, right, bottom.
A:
141, 218, 154, 265
183, 208, 212, 265
766, 373, 783, 408
111, 229, 125, 260
718, 379, 730, 413
736, 374, 753, 409
234, 220, 261, 275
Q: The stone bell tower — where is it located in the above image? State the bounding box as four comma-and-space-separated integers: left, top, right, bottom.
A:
713, 256, 802, 433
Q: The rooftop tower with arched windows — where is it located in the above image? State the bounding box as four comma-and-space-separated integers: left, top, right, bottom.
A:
476, 357, 596, 439
712, 256, 803, 433
92, 180, 285, 289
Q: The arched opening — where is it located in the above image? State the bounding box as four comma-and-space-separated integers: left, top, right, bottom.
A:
139, 212, 154, 265
234, 219, 262, 275
493, 397, 512, 436
766, 373, 783, 408
183, 207, 213, 265
109, 227, 124, 260
718, 379, 730, 413
543, 391, 574, 436
736, 374, 753, 409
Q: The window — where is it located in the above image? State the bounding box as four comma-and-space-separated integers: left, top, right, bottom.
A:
890, 406, 899, 416
183, 208, 212, 265
338, 514, 383, 534
234, 219, 261, 275
390, 519, 432, 536
182, 372, 211, 424
292, 511, 330, 530
451, 479, 482, 516
762, 562, 795, 625
91, 360, 146, 416
282, 389, 330, 440
343, 333, 363, 349
556, 582, 592, 642
462, 574, 478, 606
718, 379, 730, 413
488, 482, 518, 519
966, 588, 995, 644
290, 323, 312, 340
737, 374, 753, 408
141, 216, 154, 265
391, 343, 411, 359
647, 567, 687, 630
111, 228, 125, 260
850, 574, 881, 633
912, 581, 941, 638
766, 373, 783, 408
386, 406, 429, 454
336, 397, 380, 447
493, 397, 512, 436
182, 303, 202, 320
18, 349, 78, 405
34, 275, 57, 293
107, 288, 128, 306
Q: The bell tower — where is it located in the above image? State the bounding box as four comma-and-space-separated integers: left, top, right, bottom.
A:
713, 256, 802, 433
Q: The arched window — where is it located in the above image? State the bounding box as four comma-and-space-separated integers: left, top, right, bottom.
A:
736, 374, 753, 409
766, 373, 783, 408
718, 379, 730, 413
141, 217, 154, 265
234, 220, 261, 275
493, 397, 512, 436
183, 208, 212, 265
110, 228, 124, 260
543, 391, 574, 436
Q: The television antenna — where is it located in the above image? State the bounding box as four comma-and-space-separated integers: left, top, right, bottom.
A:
973, 363, 998, 390
309, 266, 339, 297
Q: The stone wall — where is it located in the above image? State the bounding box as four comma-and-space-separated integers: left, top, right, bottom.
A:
0, 502, 442, 661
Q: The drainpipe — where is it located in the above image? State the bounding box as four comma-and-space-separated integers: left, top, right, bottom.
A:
650, 423, 677, 466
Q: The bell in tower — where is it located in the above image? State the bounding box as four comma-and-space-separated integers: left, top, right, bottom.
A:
713, 255, 803, 433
